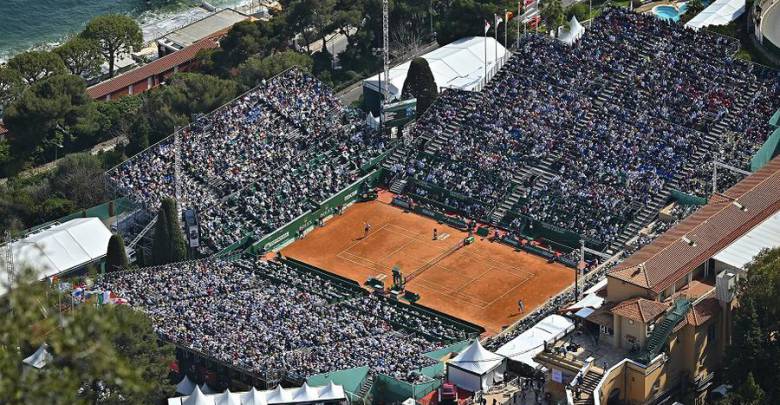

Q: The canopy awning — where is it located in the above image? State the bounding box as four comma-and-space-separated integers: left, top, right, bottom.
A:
713, 209, 780, 269
449, 340, 504, 375
685, 0, 745, 30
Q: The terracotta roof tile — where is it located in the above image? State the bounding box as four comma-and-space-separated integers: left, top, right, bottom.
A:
611, 298, 669, 323
86, 38, 218, 99
686, 298, 721, 327
609, 156, 780, 295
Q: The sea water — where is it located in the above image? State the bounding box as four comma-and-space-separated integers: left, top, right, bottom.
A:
0, 0, 258, 63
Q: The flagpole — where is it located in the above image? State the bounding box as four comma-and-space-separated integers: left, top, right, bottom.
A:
517, 2, 521, 47
494, 16, 498, 68
504, 10, 508, 52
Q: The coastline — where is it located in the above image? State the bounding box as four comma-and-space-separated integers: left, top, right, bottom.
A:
0, 0, 260, 64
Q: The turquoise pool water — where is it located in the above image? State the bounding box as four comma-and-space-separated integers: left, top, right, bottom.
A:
653, 4, 689, 22
653, 3, 688, 22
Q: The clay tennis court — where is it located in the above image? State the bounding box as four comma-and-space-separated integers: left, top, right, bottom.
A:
281, 197, 574, 335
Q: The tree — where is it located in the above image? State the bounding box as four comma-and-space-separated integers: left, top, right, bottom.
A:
106, 234, 129, 272
54, 37, 104, 78
402, 57, 438, 116
681, 0, 705, 24
734, 373, 766, 405
161, 197, 187, 263
0, 268, 173, 404
436, 0, 498, 45
0, 67, 24, 112
6, 51, 67, 85
723, 247, 780, 402
82, 14, 143, 77
238, 51, 313, 88
50, 153, 107, 208
127, 115, 151, 156
3, 74, 99, 165
151, 205, 171, 265
566, 3, 589, 22
540, 0, 565, 29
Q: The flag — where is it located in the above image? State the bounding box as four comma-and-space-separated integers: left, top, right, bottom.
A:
506, 11, 515, 21
484, 20, 491, 34
495, 14, 503, 26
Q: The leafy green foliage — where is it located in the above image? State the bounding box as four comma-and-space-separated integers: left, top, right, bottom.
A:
3, 74, 98, 163
7, 51, 67, 85
106, 234, 129, 272
162, 197, 187, 263
238, 51, 314, 88
541, 0, 565, 29
82, 14, 143, 77
0, 271, 174, 404
724, 248, 780, 402
54, 37, 104, 78
402, 58, 438, 116
0, 67, 24, 112
152, 205, 171, 265
566, 3, 590, 22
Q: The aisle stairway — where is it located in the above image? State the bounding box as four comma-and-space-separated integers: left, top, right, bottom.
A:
573, 369, 604, 405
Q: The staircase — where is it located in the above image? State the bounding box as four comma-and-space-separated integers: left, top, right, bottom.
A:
573, 369, 604, 405
636, 299, 692, 364
389, 179, 407, 194
607, 188, 671, 254
356, 374, 374, 400
490, 181, 525, 225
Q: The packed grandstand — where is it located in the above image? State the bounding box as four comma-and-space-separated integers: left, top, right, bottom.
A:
103, 6, 780, 388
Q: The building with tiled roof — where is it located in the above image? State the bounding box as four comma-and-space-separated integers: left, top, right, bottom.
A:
608, 155, 780, 301
87, 10, 250, 101
534, 155, 780, 405
87, 39, 218, 101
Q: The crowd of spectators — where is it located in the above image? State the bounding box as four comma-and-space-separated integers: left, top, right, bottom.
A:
96, 258, 474, 383
108, 68, 391, 253
393, 8, 779, 246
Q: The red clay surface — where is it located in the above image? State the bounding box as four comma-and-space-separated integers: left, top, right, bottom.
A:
281, 199, 574, 335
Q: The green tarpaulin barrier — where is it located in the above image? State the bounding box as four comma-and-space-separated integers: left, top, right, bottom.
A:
770, 108, 780, 128
307, 366, 369, 395
751, 127, 780, 172
671, 189, 708, 206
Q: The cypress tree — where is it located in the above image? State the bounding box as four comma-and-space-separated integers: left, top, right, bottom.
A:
161, 198, 187, 262
401, 58, 439, 117
152, 207, 170, 265
105, 234, 129, 272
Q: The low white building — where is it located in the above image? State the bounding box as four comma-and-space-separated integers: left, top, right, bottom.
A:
3, 218, 112, 293
362, 36, 509, 114
495, 315, 575, 369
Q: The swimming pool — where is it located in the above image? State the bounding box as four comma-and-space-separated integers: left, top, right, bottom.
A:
653, 3, 689, 22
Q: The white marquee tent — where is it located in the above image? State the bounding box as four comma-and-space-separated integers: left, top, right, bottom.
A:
558, 16, 585, 46
2, 217, 112, 295
446, 340, 506, 392
495, 315, 575, 369
22, 343, 53, 369
363, 36, 508, 101
168, 382, 346, 405
685, 0, 745, 30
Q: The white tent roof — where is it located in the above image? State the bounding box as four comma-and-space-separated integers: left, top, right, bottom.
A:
176, 375, 197, 395
168, 383, 346, 405
685, 0, 745, 30
22, 343, 53, 369
713, 209, 780, 269
363, 36, 508, 99
449, 340, 504, 375
495, 315, 575, 368
213, 389, 242, 405
4, 218, 112, 291
183, 386, 215, 405
558, 16, 585, 45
